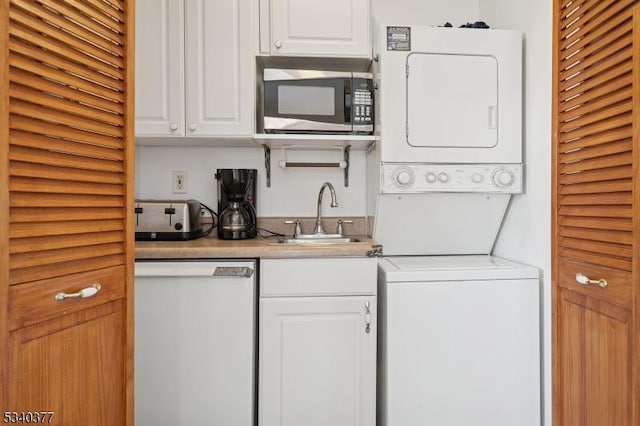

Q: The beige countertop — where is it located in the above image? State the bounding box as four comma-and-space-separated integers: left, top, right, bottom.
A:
135, 235, 381, 259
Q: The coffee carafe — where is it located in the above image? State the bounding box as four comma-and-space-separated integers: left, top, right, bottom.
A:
215, 169, 257, 240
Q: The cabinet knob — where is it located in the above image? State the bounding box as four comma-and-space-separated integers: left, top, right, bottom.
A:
188, 123, 197, 131
169, 122, 178, 131
274, 40, 283, 49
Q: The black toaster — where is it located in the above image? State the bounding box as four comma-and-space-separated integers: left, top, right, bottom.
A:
135, 199, 204, 241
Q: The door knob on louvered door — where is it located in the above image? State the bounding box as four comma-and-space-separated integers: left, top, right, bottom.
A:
575, 273, 608, 288
55, 283, 102, 301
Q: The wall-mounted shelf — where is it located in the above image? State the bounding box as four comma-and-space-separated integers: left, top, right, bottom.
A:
254, 133, 376, 150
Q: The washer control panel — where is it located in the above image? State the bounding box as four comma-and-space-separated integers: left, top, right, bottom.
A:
381, 164, 523, 193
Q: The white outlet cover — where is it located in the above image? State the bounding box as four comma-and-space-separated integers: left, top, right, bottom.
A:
172, 170, 187, 193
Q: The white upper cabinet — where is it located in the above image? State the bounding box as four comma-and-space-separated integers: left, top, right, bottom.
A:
260, 0, 371, 58
185, 0, 255, 136
135, 0, 185, 137
136, 0, 255, 139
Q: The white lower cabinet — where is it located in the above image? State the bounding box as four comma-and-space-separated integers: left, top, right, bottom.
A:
259, 258, 377, 426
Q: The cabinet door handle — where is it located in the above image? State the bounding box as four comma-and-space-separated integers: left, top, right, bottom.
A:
364, 301, 371, 334
213, 266, 254, 278
169, 122, 178, 131
188, 123, 197, 131
575, 273, 608, 288
274, 40, 282, 49
55, 283, 102, 301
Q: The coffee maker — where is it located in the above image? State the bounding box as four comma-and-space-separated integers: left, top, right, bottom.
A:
215, 169, 257, 240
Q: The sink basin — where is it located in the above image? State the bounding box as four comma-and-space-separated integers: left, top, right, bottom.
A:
272, 237, 361, 244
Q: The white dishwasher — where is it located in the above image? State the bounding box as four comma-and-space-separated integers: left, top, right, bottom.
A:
135, 260, 256, 426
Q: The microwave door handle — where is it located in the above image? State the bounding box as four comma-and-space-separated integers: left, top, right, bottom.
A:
344, 79, 352, 124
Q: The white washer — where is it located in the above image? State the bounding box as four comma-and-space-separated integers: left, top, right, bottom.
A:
377, 255, 541, 426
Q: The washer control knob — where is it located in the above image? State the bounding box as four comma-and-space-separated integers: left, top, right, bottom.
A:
437, 172, 449, 183
492, 167, 515, 188
471, 172, 484, 184
425, 172, 437, 183
392, 167, 415, 188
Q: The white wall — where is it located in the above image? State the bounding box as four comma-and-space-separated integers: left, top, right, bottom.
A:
136, 145, 367, 217
479, 2, 552, 425
371, 0, 479, 28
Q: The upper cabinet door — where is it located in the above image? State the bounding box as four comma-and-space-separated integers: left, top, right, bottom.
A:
267, 0, 371, 57
135, 0, 185, 137
184, 0, 255, 136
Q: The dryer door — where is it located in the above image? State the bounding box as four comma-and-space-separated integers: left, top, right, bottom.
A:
407, 53, 498, 148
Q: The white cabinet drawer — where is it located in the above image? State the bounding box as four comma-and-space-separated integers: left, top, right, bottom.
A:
260, 258, 377, 296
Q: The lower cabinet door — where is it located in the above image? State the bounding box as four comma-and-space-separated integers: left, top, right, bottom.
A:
8, 300, 126, 426
259, 296, 376, 426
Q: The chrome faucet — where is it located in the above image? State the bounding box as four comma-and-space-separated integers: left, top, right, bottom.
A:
313, 182, 338, 235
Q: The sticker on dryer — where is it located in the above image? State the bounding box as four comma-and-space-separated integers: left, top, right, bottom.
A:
386, 26, 411, 51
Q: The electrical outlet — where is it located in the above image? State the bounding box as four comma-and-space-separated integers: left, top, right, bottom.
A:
172, 171, 187, 194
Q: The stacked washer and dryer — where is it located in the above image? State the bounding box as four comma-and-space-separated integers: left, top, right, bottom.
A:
368, 26, 541, 426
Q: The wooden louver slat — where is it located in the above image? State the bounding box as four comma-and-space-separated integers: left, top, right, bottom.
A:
8, 6, 125, 74
559, 0, 632, 55
558, 179, 632, 195
559, 20, 632, 81
62, 0, 125, 34
7, 0, 129, 285
10, 207, 125, 223
36, 0, 125, 45
555, 1, 634, 273
10, 130, 124, 162
559, 216, 633, 232
559, 127, 632, 153
559, 0, 631, 53
11, 0, 125, 58
9, 146, 124, 174
10, 220, 124, 239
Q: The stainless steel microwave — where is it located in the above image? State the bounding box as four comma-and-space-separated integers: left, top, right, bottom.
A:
262, 69, 374, 134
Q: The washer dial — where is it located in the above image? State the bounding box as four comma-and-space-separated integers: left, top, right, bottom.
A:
392, 166, 415, 188
491, 167, 515, 188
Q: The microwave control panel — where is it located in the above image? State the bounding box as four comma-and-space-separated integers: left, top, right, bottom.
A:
352, 78, 374, 126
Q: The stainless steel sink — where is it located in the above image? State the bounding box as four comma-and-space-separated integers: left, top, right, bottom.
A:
272, 236, 361, 244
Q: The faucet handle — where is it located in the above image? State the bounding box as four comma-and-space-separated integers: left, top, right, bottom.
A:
336, 219, 353, 236
284, 220, 302, 238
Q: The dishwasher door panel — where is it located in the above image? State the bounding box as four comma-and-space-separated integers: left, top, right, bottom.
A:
135, 261, 256, 426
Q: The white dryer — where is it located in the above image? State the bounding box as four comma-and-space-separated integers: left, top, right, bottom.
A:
367, 25, 525, 255
373, 25, 522, 164
377, 255, 541, 426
